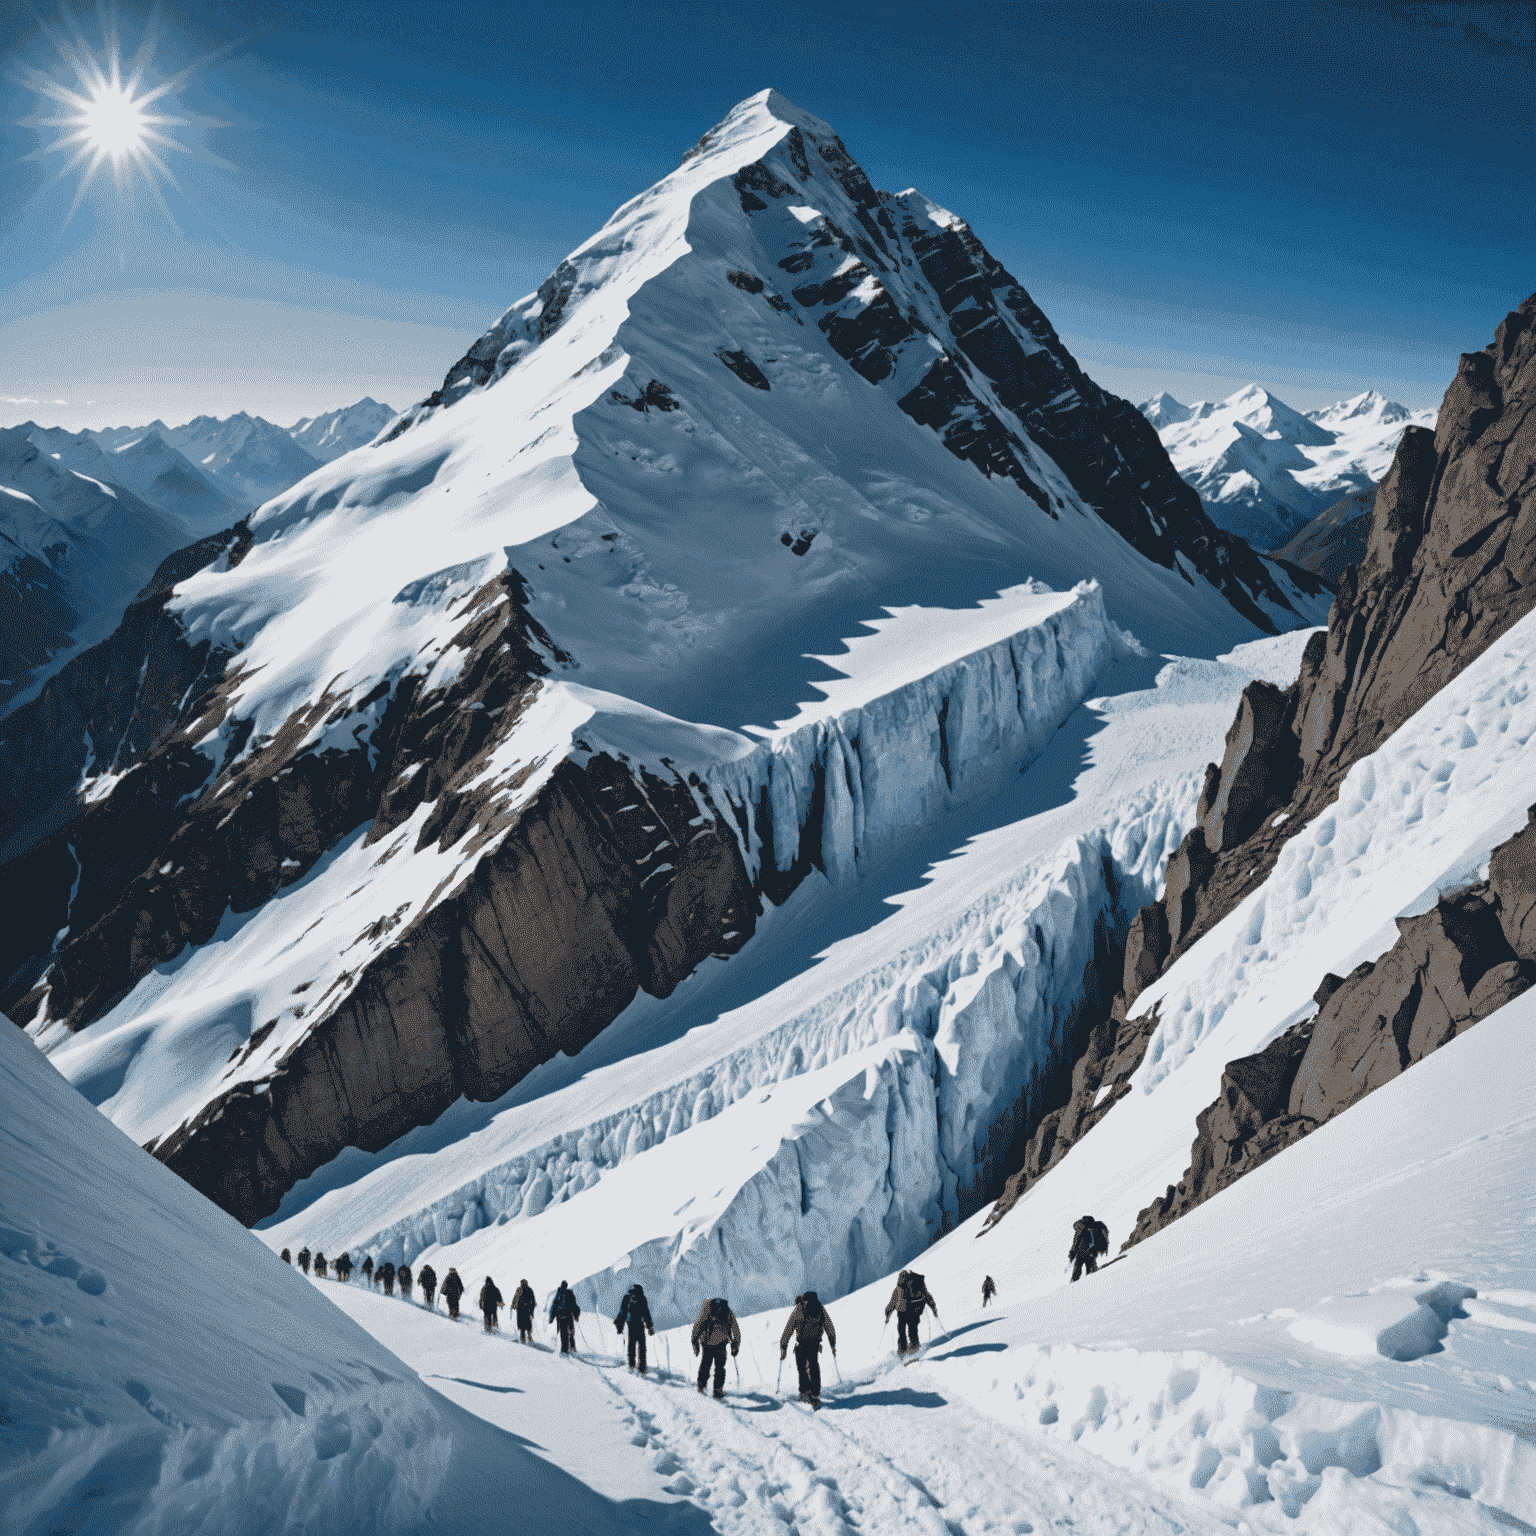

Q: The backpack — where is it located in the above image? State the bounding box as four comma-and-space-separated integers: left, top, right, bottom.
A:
1093, 1221, 1109, 1255
902, 1272, 927, 1307
710, 1297, 730, 1323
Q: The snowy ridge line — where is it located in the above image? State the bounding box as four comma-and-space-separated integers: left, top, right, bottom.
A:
924, 1336, 1534, 1530
311, 772, 1199, 1316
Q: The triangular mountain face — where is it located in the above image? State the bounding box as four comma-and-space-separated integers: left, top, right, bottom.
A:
1, 90, 1324, 1226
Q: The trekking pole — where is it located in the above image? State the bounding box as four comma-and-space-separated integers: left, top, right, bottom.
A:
733, 1353, 742, 1390
876, 1317, 889, 1359
832, 1351, 843, 1384
776, 1356, 783, 1394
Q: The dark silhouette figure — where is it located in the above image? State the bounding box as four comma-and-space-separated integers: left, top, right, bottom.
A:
480, 1277, 504, 1334
280, 1249, 291, 1265
361, 1255, 374, 1284
442, 1268, 464, 1320
1070, 1216, 1109, 1281
691, 1297, 740, 1398
419, 1264, 438, 1310
297, 1247, 311, 1274
380, 1261, 396, 1297
313, 1252, 328, 1280
982, 1275, 996, 1307
398, 1264, 413, 1301
512, 1280, 536, 1342
615, 1284, 654, 1372
549, 1281, 581, 1353
780, 1291, 836, 1409
884, 1270, 937, 1357
335, 1252, 353, 1283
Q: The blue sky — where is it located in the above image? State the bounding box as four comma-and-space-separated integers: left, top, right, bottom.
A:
2, 0, 1531, 429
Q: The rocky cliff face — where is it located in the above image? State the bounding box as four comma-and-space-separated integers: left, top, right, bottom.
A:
982, 293, 1536, 1236
1127, 805, 1536, 1244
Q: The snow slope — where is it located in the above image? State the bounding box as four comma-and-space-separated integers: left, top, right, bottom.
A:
256, 627, 1320, 1324
0, 1017, 707, 1536
302, 987, 1533, 1536
1144, 385, 1436, 550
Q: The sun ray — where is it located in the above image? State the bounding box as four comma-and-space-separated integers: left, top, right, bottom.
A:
15, 3, 233, 231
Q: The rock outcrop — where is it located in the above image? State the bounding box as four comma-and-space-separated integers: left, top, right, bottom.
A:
1268, 487, 1373, 585
1127, 808, 1536, 1246
981, 293, 1536, 1236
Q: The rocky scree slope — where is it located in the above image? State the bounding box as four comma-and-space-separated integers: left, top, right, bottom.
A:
984, 293, 1536, 1231
3, 90, 1314, 1228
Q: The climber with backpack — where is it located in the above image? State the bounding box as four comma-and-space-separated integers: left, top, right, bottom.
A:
884, 1270, 937, 1358
691, 1296, 740, 1398
550, 1280, 581, 1353
779, 1290, 837, 1409
981, 1275, 996, 1307
614, 1283, 655, 1373
1070, 1214, 1110, 1280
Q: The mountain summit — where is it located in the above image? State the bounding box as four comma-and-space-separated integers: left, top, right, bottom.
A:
2, 90, 1324, 1225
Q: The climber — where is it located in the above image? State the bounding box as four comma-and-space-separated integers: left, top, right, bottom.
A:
313, 1251, 328, 1280
480, 1276, 504, 1334
1070, 1214, 1110, 1281
549, 1280, 581, 1353
779, 1290, 837, 1409
513, 1279, 536, 1342
884, 1270, 937, 1358
614, 1283, 654, 1373
398, 1264, 413, 1301
981, 1275, 996, 1307
280, 1249, 291, 1265
381, 1261, 396, 1297
334, 1251, 353, 1283
361, 1255, 374, 1284
297, 1247, 311, 1275
442, 1268, 464, 1320
419, 1263, 437, 1310
691, 1296, 740, 1399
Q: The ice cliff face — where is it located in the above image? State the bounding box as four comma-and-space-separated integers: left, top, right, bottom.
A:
2, 89, 1324, 1227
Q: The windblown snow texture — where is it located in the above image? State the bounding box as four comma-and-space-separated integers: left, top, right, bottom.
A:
1, 90, 1323, 1228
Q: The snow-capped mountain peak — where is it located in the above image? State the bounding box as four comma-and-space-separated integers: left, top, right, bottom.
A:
287, 397, 397, 462
1142, 379, 1436, 550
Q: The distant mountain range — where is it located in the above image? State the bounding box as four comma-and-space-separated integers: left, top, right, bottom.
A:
1140, 385, 1436, 553
0, 398, 393, 715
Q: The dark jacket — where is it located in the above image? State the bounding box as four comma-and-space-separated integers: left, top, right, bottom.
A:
885, 1271, 937, 1319
418, 1264, 437, 1293
616, 1287, 653, 1333
480, 1279, 503, 1313
512, 1282, 536, 1316
442, 1269, 464, 1301
335, 1253, 353, 1278
281, 1249, 291, 1264
780, 1292, 836, 1353
398, 1265, 412, 1291
549, 1285, 580, 1322
1071, 1217, 1109, 1258
691, 1298, 741, 1351
361, 1256, 373, 1276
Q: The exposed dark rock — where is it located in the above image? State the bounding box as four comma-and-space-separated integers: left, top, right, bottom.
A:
726, 269, 764, 294
0, 547, 77, 716
1268, 487, 1373, 585
779, 528, 817, 556
717, 349, 771, 390
1126, 842, 1536, 1249
1196, 681, 1301, 853
1489, 806, 1536, 954
610, 380, 680, 413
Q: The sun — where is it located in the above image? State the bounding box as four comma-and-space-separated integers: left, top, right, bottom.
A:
16, 8, 204, 228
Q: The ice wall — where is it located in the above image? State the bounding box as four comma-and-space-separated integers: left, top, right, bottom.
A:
350, 773, 1200, 1325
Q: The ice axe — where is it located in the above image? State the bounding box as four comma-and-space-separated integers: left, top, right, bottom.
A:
832, 1350, 843, 1384
733, 1352, 742, 1390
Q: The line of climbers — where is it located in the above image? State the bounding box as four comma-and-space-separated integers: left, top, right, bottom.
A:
276, 1212, 1111, 1393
